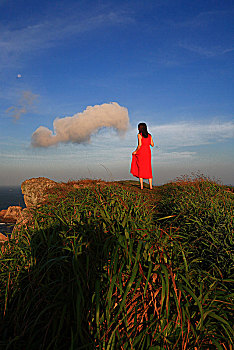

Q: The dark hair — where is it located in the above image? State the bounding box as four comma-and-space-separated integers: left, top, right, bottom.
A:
138, 122, 149, 138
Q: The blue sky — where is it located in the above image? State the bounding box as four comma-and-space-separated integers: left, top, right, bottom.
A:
0, 0, 233, 186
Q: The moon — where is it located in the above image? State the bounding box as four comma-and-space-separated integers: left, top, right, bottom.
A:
17, 74, 22, 78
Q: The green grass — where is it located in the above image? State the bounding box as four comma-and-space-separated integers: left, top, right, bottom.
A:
0, 176, 233, 349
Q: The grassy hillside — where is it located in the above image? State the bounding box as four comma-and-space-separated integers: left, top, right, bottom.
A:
0, 176, 233, 349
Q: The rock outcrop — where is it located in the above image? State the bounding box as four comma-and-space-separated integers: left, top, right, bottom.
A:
8, 177, 58, 234
21, 177, 57, 207
0, 206, 22, 223
2, 178, 109, 238
0, 232, 8, 242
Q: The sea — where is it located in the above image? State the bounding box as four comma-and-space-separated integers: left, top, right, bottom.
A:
0, 186, 25, 236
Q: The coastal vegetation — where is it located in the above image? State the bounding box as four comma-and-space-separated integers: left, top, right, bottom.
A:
0, 175, 233, 349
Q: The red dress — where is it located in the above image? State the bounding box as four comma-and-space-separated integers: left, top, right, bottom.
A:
130, 134, 152, 179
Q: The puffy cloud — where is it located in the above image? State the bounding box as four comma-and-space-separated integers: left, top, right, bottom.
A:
31, 102, 129, 147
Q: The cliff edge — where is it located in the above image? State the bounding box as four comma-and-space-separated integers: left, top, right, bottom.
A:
21, 177, 58, 207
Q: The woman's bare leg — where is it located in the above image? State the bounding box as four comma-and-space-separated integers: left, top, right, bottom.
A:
149, 178, 153, 189
139, 178, 143, 189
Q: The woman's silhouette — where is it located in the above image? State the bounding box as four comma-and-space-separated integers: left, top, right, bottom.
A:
131, 123, 154, 189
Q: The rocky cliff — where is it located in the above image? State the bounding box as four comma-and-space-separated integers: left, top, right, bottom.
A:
21, 177, 58, 207
0, 177, 59, 238
0, 177, 107, 239
0, 206, 22, 223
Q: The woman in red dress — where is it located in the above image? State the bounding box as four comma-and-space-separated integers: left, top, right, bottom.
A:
130, 123, 154, 190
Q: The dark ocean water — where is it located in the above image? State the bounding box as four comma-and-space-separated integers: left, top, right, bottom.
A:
0, 186, 25, 235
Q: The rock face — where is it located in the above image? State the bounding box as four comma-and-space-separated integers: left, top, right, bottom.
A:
0, 178, 58, 239
13, 177, 57, 234
0, 206, 22, 223
21, 177, 57, 207
0, 232, 8, 242
2, 177, 108, 237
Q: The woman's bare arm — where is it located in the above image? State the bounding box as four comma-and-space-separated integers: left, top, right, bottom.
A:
150, 135, 154, 147
132, 134, 142, 154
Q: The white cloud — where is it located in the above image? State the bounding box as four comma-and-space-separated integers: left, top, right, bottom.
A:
167, 10, 234, 58
6, 90, 38, 120
156, 151, 196, 161
0, 10, 133, 66
31, 102, 129, 147
178, 42, 234, 58
150, 121, 234, 149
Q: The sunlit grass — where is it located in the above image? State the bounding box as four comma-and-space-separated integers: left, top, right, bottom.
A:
0, 175, 233, 349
